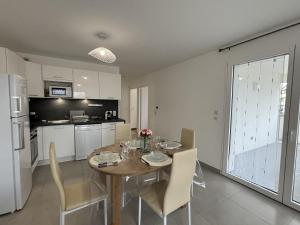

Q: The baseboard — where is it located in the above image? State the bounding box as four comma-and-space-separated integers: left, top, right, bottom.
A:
200, 161, 221, 174
37, 155, 75, 166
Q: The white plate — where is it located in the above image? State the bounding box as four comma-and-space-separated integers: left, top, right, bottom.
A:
143, 152, 169, 163
160, 141, 182, 150
141, 152, 172, 167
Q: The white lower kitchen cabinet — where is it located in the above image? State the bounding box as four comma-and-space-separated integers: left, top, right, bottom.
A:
102, 123, 116, 147
101, 121, 125, 147
42, 125, 75, 160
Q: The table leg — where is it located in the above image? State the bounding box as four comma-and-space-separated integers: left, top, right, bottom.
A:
111, 175, 122, 225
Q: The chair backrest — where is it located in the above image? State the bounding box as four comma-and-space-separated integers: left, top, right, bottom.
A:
180, 128, 195, 148
163, 148, 197, 215
49, 142, 66, 210
115, 123, 132, 144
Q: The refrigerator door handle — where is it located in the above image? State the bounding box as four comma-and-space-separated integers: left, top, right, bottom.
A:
12, 96, 22, 114
13, 122, 25, 150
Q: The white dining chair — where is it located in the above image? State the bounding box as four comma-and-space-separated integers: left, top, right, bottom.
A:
180, 128, 206, 194
49, 143, 108, 225
115, 123, 136, 206
138, 148, 197, 225
115, 123, 132, 144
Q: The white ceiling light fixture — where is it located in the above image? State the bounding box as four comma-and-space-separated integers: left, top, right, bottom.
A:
88, 47, 116, 63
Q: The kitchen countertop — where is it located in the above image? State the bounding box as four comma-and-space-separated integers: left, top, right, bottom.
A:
30, 118, 126, 129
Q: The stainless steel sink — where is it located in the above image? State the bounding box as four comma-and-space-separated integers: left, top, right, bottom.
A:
47, 120, 70, 124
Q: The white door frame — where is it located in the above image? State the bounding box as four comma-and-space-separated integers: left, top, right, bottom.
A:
221, 45, 296, 202
283, 45, 300, 211
138, 86, 148, 130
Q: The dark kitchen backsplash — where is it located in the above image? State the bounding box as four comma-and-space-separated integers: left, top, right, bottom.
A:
29, 98, 118, 121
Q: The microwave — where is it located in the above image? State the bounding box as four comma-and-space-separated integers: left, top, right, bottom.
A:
48, 86, 72, 98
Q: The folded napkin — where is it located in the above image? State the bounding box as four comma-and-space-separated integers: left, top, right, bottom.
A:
89, 152, 122, 168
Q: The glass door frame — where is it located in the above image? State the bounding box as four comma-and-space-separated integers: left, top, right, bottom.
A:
283, 45, 300, 211
221, 46, 296, 202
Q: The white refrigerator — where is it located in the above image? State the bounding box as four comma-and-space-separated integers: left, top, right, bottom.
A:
0, 74, 32, 215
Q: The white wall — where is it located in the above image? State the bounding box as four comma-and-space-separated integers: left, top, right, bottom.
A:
119, 76, 130, 122
139, 86, 149, 130
128, 24, 300, 170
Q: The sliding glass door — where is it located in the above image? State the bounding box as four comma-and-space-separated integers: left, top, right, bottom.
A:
222, 47, 297, 204
225, 54, 290, 199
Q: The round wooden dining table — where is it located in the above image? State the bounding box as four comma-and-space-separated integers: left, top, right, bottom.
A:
88, 144, 166, 225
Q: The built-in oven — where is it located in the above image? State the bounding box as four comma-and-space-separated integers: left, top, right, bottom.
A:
30, 129, 38, 166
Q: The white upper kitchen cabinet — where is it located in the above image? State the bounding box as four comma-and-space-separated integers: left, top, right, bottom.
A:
42, 125, 75, 160
6, 49, 25, 77
99, 72, 121, 100
0, 47, 6, 73
73, 69, 100, 99
25, 61, 44, 97
42, 65, 73, 82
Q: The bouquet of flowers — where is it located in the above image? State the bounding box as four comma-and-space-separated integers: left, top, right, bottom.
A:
139, 128, 153, 138
139, 128, 153, 150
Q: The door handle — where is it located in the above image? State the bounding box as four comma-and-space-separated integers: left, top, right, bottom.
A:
13, 122, 25, 150
290, 130, 297, 142
12, 96, 22, 113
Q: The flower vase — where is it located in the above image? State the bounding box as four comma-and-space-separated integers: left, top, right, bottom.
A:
142, 137, 147, 149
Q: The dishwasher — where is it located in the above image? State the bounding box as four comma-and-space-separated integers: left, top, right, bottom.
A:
75, 124, 102, 160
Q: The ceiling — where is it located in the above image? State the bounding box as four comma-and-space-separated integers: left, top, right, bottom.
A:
0, 0, 300, 77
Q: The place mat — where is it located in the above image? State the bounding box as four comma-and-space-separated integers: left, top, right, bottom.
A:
89, 152, 122, 168
141, 152, 172, 167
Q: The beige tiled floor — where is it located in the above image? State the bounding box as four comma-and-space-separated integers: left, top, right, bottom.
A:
0, 160, 300, 225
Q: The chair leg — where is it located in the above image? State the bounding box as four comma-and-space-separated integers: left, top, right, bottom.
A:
60, 211, 65, 225
191, 183, 194, 196
138, 196, 142, 225
187, 202, 191, 225
156, 171, 160, 182
122, 191, 126, 208
104, 199, 107, 225
163, 216, 167, 225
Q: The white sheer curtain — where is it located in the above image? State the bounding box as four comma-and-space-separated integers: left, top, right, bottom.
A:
228, 55, 289, 192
